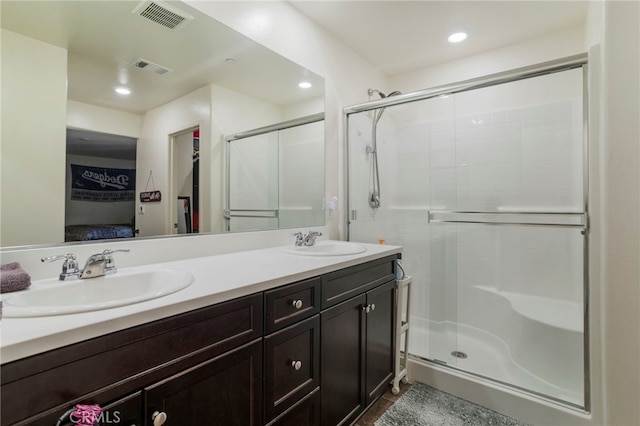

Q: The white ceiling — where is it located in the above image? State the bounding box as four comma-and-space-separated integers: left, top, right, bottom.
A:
289, 0, 588, 76
1, 0, 324, 114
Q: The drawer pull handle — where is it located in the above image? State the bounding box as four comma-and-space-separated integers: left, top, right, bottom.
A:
291, 360, 302, 370
152, 411, 168, 426
291, 299, 303, 309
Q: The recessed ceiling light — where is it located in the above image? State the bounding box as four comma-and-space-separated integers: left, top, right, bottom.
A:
448, 32, 468, 43
298, 81, 312, 89
115, 87, 131, 95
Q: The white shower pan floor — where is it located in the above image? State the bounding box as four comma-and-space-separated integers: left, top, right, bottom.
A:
408, 321, 583, 406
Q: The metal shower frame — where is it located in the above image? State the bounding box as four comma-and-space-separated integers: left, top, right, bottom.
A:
343, 53, 590, 412
224, 112, 324, 231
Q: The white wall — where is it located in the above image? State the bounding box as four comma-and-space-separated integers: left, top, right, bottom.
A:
186, 0, 389, 239
600, 1, 640, 424
136, 86, 212, 237
66, 100, 143, 139
0, 29, 67, 246
391, 25, 586, 93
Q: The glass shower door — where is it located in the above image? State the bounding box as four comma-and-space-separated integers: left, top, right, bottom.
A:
428, 67, 586, 405
346, 97, 458, 364
227, 132, 279, 231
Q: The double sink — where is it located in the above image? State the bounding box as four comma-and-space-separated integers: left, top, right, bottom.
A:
2, 241, 367, 318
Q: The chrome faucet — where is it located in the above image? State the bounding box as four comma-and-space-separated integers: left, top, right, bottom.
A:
292, 231, 323, 247
42, 249, 130, 280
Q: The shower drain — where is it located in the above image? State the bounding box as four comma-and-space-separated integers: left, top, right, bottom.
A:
451, 350, 468, 359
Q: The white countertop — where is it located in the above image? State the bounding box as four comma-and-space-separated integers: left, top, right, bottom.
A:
0, 241, 401, 364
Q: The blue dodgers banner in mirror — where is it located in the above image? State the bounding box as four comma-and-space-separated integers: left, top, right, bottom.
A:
70, 164, 135, 202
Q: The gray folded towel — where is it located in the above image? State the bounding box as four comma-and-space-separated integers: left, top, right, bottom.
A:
1, 262, 32, 293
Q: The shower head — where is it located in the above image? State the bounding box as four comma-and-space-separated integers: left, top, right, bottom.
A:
368, 89, 402, 99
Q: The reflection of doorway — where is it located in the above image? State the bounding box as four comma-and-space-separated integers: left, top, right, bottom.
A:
170, 127, 199, 234
177, 196, 192, 233
65, 128, 137, 240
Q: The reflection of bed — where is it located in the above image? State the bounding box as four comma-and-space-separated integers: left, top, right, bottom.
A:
65, 224, 135, 242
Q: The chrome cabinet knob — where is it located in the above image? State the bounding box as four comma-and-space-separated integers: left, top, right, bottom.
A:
370, 304, 376, 311
363, 305, 371, 313
152, 411, 167, 426
291, 360, 302, 370
291, 299, 303, 309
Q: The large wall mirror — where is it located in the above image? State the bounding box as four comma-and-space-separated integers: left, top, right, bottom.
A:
1, 0, 325, 248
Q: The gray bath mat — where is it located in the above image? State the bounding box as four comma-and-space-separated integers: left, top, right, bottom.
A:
374, 382, 529, 426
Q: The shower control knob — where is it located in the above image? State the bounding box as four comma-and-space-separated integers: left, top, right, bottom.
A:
291, 299, 303, 309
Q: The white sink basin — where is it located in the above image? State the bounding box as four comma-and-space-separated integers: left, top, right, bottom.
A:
2, 268, 194, 317
284, 241, 367, 256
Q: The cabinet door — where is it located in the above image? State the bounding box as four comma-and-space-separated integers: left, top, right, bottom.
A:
144, 339, 262, 426
320, 294, 366, 426
365, 280, 396, 404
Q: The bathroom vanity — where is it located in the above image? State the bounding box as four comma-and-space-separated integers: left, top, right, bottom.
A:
0, 242, 401, 426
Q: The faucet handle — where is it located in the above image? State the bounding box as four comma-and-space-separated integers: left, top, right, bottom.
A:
41, 253, 76, 263
302, 231, 322, 246
102, 249, 130, 256
41, 253, 80, 280
292, 232, 304, 246
102, 249, 130, 273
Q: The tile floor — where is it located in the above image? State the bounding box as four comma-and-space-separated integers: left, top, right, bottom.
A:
354, 382, 411, 426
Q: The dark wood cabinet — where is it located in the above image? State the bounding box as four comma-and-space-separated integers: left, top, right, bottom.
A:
1, 254, 398, 426
320, 280, 396, 426
0, 294, 263, 426
98, 392, 143, 426
265, 277, 321, 334
266, 387, 320, 426
321, 294, 367, 426
364, 280, 397, 404
145, 339, 263, 426
264, 315, 320, 422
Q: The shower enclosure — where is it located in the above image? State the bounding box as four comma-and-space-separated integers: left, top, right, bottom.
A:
346, 56, 588, 408
225, 114, 324, 232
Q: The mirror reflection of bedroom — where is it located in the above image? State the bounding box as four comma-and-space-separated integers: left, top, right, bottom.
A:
65, 129, 137, 242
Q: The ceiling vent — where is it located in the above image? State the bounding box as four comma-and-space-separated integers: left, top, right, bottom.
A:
133, 58, 173, 76
132, 0, 194, 30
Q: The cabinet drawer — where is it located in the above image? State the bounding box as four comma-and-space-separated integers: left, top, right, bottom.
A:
321, 255, 396, 309
266, 387, 320, 426
265, 277, 321, 333
264, 315, 320, 422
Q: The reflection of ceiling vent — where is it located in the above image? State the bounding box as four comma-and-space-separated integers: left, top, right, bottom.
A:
133, 58, 173, 75
132, 0, 194, 30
